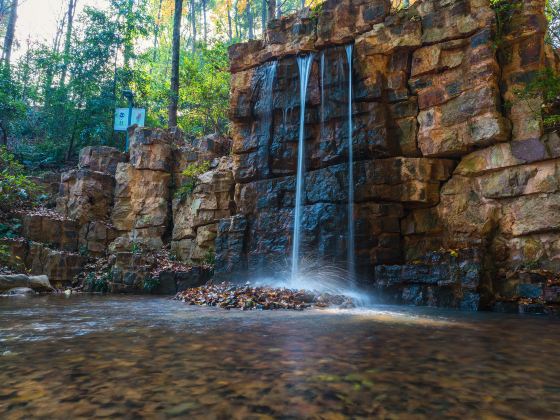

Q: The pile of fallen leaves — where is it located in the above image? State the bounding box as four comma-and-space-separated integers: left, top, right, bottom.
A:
175, 282, 354, 310
150, 248, 209, 278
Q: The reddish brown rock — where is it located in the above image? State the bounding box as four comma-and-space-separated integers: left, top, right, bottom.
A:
111, 162, 172, 250
78, 146, 125, 175
22, 213, 79, 252
129, 127, 173, 172
56, 169, 115, 224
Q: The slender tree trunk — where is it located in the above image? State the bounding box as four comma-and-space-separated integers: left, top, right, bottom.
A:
190, 0, 196, 52
261, 0, 266, 34
234, 0, 239, 38
168, 0, 183, 128
153, 0, 163, 62
65, 114, 78, 161
247, 1, 254, 40
0, 123, 7, 146
227, 1, 232, 42
20, 37, 30, 101
60, 0, 77, 87
202, 0, 207, 45
301, 0, 305, 9
2, 0, 18, 66
268, 0, 276, 22
123, 0, 134, 69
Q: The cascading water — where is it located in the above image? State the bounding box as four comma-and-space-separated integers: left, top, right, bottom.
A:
346, 44, 355, 281
252, 60, 277, 276
291, 54, 315, 282
320, 51, 325, 126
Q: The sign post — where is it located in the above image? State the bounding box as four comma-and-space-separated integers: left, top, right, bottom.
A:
114, 95, 146, 152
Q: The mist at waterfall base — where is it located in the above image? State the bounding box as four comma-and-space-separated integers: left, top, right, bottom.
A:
253, 257, 375, 308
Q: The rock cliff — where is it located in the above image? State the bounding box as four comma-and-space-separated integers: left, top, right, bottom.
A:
217, 0, 560, 311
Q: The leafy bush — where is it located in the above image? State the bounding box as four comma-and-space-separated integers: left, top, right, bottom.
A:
175, 161, 211, 200
0, 219, 22, 239
84, 271, 110, 293
0, 147, 41, 211
143, 276, 160, 293
517, 68, 560, 131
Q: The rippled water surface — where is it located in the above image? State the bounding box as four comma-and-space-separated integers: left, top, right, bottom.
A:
1, 295, 560, 419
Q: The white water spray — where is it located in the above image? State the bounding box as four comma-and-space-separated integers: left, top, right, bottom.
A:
291, 54, 315, 282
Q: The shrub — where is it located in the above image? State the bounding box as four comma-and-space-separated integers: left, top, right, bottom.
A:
175, 161, 211, 200
0, 147, 42, 211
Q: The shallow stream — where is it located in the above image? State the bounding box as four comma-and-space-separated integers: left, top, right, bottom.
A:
1, 295, 559, 418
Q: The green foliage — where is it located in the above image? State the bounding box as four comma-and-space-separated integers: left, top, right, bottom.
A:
203, 250, 216, 266
135, 42, 231, 137
518, 68, 560, 131
143, 276, 160, 293
0, 218, 21, 239
0, 244, 10, 265
175, 160, 211, 199
490, 0, 522, 48
79, 245, 90, 257
130, 240, 143, 255
0, 146, 41, 210
84, 271, 110, 293
546, 0, 560, 47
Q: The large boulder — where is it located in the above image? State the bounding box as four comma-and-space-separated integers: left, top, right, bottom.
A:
0, 274, 53, 292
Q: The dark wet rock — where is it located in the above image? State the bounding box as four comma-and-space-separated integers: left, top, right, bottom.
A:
0, 274, 53, 292
1, 287, 35, 296
375, 249, 482, 310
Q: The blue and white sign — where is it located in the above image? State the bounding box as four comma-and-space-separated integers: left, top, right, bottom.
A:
114, 108, 146, 131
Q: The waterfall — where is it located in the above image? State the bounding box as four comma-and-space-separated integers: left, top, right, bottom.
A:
320, 51, 325, 126
257, 61, 278, 131
346, 44, 355, 281
291, 53, 315, 282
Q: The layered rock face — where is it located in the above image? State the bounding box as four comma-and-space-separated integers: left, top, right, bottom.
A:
219, 0, 559, 309
6, 129, 232, 291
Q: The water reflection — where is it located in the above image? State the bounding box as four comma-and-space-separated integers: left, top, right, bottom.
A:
1, 295, 559, 418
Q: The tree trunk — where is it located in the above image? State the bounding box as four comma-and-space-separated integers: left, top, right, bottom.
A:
227, 0, 232, 42
153, 0, 163, 62
247, 1, 254, 40
234, 0, 239, 39
60, 0, 77, 87
169, 0, 183, 128
0, 122, 7, 146
123, 0, 134, 69
202, 0, 207, 45
268, 0, 276, 22
190, 0, 196, 52
261, 0, 266, 34
65, 114, 78, 161
2, 0, 18, 66
301, 0, 305, 9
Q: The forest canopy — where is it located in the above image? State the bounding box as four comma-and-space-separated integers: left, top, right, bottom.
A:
0, 0, 559, 166
0, 0, 321, 166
